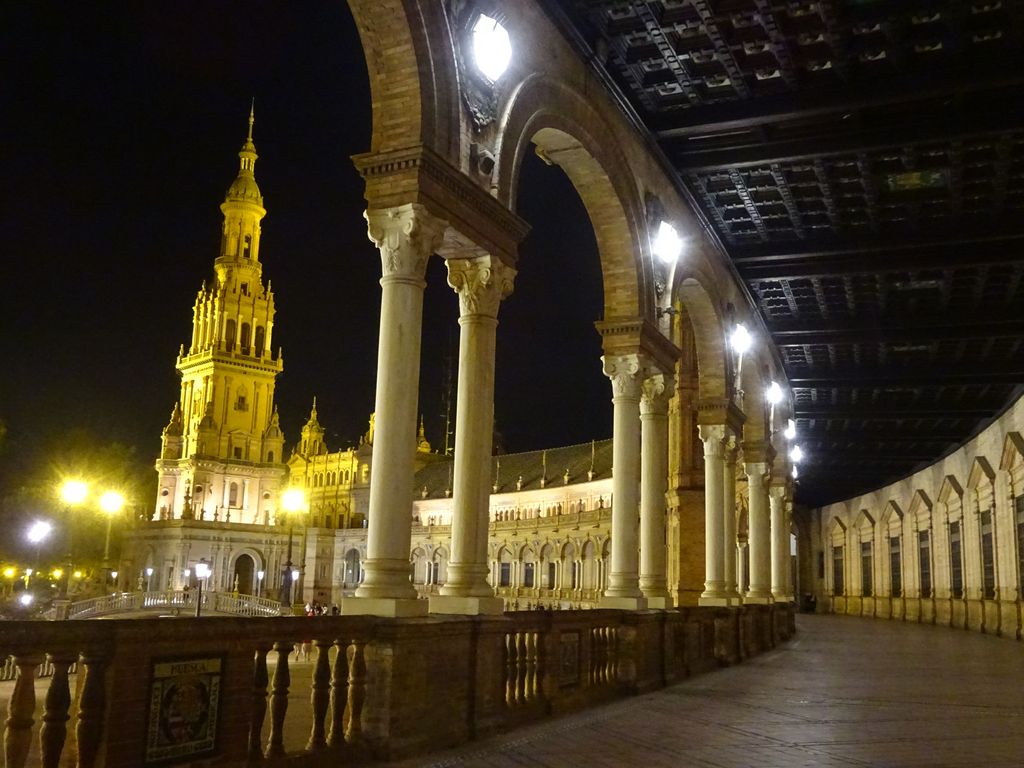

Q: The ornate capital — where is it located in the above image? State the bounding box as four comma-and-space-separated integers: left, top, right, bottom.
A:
640, 373, 675, 415
365, 203, 447, 280
744, 461, 769, 485
602, 354, 643, 400
698, 423, 726, 456
446, 255, 516, 318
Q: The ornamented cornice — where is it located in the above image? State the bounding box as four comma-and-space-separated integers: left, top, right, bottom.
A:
696, 397, 746, 431
365, 203, 447, 280
594, 317, 680, 375
446, 255, 516, 318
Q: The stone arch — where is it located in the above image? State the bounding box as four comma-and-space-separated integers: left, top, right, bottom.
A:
673, 275, 728, 402
231, 552, 257, 595
343, 547, 361, 586
494, 74, 650, 320
346, 0, 459, 159
410, 546, 428, 585
738, 344, 770, 449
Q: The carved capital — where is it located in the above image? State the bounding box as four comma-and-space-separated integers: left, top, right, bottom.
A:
744, 461, 769, 486
698, 423, 726, 456
602, 354, 643, 400
446, 255, 516, 318
640, 373, 675, 415
365, 204, 447, 280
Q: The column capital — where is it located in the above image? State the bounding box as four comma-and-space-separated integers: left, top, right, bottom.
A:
446, 255, 516, 318
768, 483, 787, 502
698, 423, 726, 454
744, 461, 770, 484
722, 433, 739, 464
366, 203, 447, 280
640, 373, 675, 414
602, 354, 644, 400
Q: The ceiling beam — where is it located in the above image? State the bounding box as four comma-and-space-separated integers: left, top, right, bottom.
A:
794, 406, 997, 419
672, 106, 1024, 171
771, 318, 1024, 346
789, 367, 1024, 387
652, 73, 1024, 138
800, 432, 964, 443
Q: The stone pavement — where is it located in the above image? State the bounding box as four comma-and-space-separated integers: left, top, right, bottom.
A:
385, 614, 1024, 768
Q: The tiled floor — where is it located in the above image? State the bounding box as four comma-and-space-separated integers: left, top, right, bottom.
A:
385, 614, 1024, 768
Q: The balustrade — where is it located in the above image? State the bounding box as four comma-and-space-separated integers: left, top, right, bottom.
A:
0, 605, 792, 767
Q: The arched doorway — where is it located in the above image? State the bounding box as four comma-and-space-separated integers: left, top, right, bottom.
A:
233, 554, 255, 595
344, 549, 361, 587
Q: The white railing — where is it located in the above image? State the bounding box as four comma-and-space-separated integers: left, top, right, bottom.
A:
42, 591, 284, 620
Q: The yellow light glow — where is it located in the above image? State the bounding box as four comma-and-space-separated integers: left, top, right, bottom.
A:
99, 490, 125, 515
3, 567, 15, 579
281, 488, 305, 514
73, 570, 83, 579
52, 568, 64, 579
60, 479, 89, 505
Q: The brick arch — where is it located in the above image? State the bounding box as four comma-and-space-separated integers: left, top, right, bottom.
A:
739, 346, 769, 449
673, 274, 728, 402
346, 0, 459, 159
493, 75, 650, 320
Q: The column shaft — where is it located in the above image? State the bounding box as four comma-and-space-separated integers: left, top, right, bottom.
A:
699, 424, 727, 604
601, 355, 645, 608
640, 374, 673, 607
722, 436, 740, 603
348, 204, 445, 617
433, 257, 514, 615
745, 462, 772, 602
770, 485, 789, 602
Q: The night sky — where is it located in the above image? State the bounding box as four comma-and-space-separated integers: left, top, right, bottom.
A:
1, 2, 610, 490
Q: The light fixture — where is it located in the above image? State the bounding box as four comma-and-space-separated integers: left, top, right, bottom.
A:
99, 491, 125, 515
60, 479, 88, 506
27, 520, 52, 544
472, 14, 512, 82
766, 381, 783, 405
281, 488, 305, 514
257, 570, 265, 580
111, 570, 118, 579
19, 593, 33, 607
730, 323, 752, 355
792, 466, 799, 479
789, 445, 804, 464
784, 419, 796, 440
652, 220, 684, 264
183, 568, 191, 579
145, 567, 154, 577
195, 560, 211, 580
291, 568, 300, 582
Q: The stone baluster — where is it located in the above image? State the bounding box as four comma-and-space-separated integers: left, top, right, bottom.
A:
525, 632, 539, 702
75, 652, 108, 768
40, 654, 75, 768
326, 640, 350, 748
504, 634, 517, 705
306, 640, 332, 751
264, 641, 291, 759
345, 640, 367, 743
4, 654, 43, 768
248, 647, 270, 761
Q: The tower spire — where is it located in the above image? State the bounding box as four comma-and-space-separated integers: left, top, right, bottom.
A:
248, 98, 255, 142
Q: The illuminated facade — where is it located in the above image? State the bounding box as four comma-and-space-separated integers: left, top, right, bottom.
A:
153, 109, 287, 525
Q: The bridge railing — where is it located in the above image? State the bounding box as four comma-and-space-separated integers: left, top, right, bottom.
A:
41, 591, 285, 620
1, 604, 793, 767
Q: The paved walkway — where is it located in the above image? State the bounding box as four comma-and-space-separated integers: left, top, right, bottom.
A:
386, 614, 1024, 768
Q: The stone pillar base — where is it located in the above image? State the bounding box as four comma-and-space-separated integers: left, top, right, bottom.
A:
600, 595, 649, 610
644, 596, 672, 609
341, 597, 428, 618
429, 595, 505, 616
698, 595, 731, 607
743, 595, 772, 605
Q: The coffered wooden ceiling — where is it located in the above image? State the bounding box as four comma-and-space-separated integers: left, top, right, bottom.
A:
543, 0, 1024, 506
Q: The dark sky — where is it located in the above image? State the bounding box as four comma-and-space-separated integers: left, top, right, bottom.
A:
1, 2, 610, 474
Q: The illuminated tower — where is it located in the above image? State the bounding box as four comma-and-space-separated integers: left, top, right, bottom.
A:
155, 107, 286, 523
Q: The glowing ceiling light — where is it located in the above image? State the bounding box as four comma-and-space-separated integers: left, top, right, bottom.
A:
766, 381, 783, 404
730, 323, 752, 355
784, 419, 796, 440
792, 466, 799, 479
652, 220, 684, 264
789, 445, 804, 464
472, 15, 512, 82
27, 520, 52, 544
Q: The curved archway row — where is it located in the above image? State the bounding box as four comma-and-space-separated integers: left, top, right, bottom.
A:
342, 0, 795, 616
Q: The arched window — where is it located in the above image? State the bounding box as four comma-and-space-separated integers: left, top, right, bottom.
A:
242, 234, 252, 259
267, 451, 274, 463
229, 482, 239, 506
254, 326, 265, 356
240, 323, 251, 354
225, 319, 236, 350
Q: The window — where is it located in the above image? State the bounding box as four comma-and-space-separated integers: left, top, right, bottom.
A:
235, 392, 247, 411
225, 318, 236, 350
499, 562, 511, 587
547, 562, 556, 590
571, 561, 581, 589
240, 323, 251, 354
889, 536, 902, 597
980, 510, 995, 600
1016, 496, 1024, 593
950, 521, 963, 599
254, 326, 265, 356
240, 282, 249, 296
861, 541, 873, 597
523, 562, 535, 588
243, 234, 252, 259
233, 447, 242, 459
430, 561, 440, 585
919, 530, 932, 598
267, 451, 274, 463
832, 546, 844, 595
229, 482, 239, 506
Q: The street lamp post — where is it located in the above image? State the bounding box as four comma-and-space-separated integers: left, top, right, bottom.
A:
256, 569, 265, 598
99, 491, 125, 581
145, 567, 154, 592
279, 489, 305, 609
58, 480, 88, 598
194, 559, 211, 617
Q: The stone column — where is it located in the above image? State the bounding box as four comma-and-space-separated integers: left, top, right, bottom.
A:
640, 372, 674, 608
600, 354, 647, 609
722, 434, 741, 605
698, 424, 728, 605
432, 255, 515, 615
737, 538, 749, 595
346, 203, 446, 617
745, 462, 772, 603
770, 484, 789, 602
